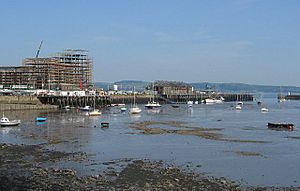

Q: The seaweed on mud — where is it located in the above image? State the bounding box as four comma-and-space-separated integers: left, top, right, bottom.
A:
225, 150, 266, 158
131, 121, 271, 144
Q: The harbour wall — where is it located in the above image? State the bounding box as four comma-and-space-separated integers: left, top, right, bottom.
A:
0, 93, 254, 110
0, 96, 58, 111
36, 93, 253, 108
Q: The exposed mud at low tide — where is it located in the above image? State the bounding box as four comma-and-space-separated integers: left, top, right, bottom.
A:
1, 143, 299, 190
130, 121, 271, 143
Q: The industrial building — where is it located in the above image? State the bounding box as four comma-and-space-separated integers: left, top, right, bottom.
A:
154, 81, 193, 95
0, 49, 93, 90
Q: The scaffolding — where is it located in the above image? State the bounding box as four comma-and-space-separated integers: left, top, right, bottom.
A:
22, 49, 93, 90
0, 66, 32, 89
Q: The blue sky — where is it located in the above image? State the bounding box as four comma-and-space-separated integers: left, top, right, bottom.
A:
0, 0, 299, 86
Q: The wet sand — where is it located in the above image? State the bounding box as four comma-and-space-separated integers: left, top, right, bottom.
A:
1, 143, 299, 190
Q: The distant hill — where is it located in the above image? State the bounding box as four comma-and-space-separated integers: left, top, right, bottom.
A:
95, 80, 300, 94
191, 82, 300, 94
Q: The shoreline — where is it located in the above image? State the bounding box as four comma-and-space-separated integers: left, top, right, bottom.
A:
1, 143, 299, 190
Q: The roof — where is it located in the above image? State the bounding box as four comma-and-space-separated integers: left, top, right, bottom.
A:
154, 80, 192, 88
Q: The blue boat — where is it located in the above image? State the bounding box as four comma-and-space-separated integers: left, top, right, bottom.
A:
36, 117, 47, 122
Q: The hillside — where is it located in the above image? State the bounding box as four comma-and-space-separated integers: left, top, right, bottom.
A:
95, 81, 300, 94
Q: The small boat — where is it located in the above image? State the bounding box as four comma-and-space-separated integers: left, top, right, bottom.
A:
88, 109, 101, 116
235, 104, 242, 110
120, 107, 127, 112
35, 117, 47, 122
101, 122, 109, 128
64, 105, 71, 110
187, 101, 193, 107
0, 115, 21, 127
261, 107, 269, 112
129, 107, 142, 114
129, 87, 142, 114
145, 101, 161, 109
268, 122, 294, 130
204, 98, 224, 104
80, 106, 91, 111
171, 104, 180, 108
194, 101, 199, 105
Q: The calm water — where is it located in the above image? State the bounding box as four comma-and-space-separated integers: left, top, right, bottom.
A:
1, 98, 300, 187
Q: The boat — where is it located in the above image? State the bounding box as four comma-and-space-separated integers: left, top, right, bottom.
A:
120, 107, 127, 112
268, 122, 293, 130
194, 101, 199, 105
35, 117, 47, 122
204, 97, 224, 104
129, 87, 142, 114
80, 106, 91, 111
145, 83, 161, 109
235, 104, 242, 110
145, 101, 161, 109
88, 109, 101, 116
64, 105, 71, 110
171, 104, 180, 108
187, 101, 193, 107
261, 107, 269, 112
101, 122, 109, 128
0, 115, 21, 127
88, 92, 101, 116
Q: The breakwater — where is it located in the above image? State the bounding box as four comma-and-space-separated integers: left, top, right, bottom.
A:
0, 93, 253, 110
110, 93, 253, 104
0, 96, 58, 111
37, 95, 111, 108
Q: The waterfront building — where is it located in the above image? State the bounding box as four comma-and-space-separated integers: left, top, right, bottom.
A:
0, 49, 93, 90
154, 81, 193, 95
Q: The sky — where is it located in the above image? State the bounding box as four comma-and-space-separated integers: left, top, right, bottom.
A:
0, 0, 299, 86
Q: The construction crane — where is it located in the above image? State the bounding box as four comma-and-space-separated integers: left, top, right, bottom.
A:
35, 40, 43, 58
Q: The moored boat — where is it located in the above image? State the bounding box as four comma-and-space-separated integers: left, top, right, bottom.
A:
35, 117, 47, 122
145, 101, 161, 109
268, 122, 294, 130
80, 106, 91, 111
171, 104, 180, 108
88, 109, 101, 116
204, 97, 224, 104
0, 115, 21, 127
101, 122, 109, 128
261, 107, 269, 112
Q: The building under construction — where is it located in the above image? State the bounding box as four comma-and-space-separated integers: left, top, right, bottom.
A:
0, 49, 93, 90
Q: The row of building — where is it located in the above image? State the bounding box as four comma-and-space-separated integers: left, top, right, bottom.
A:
0, 49, 93, 91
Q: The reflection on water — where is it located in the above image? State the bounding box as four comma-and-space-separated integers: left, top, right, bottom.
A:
1, 98, 300, 187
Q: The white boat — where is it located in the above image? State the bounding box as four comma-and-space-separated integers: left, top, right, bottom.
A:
237, 101, 243, 105
0, 115, 21, 127
88, 109, 101, 116
89, 91, 101, 116
187, 101, 193, 107
278, 98, 286, 103
204, 98, 224, 104
261, 107, 269, 112
235, 104, 242, 110
194, 101, 199, 105
129, 107, 142, 114
145, 83, 161, 109
145, 101, 161, 109
120, 107, 127, 112
80, 105, 91, 111
129, 87, 142, 114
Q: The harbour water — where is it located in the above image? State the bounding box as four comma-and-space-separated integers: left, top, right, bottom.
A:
1, 97, 300, 187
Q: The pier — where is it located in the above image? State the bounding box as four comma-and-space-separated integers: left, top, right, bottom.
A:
37, 95, 111, 108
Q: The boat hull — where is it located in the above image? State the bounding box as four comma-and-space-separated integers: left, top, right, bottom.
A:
268, 123, 294, 130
